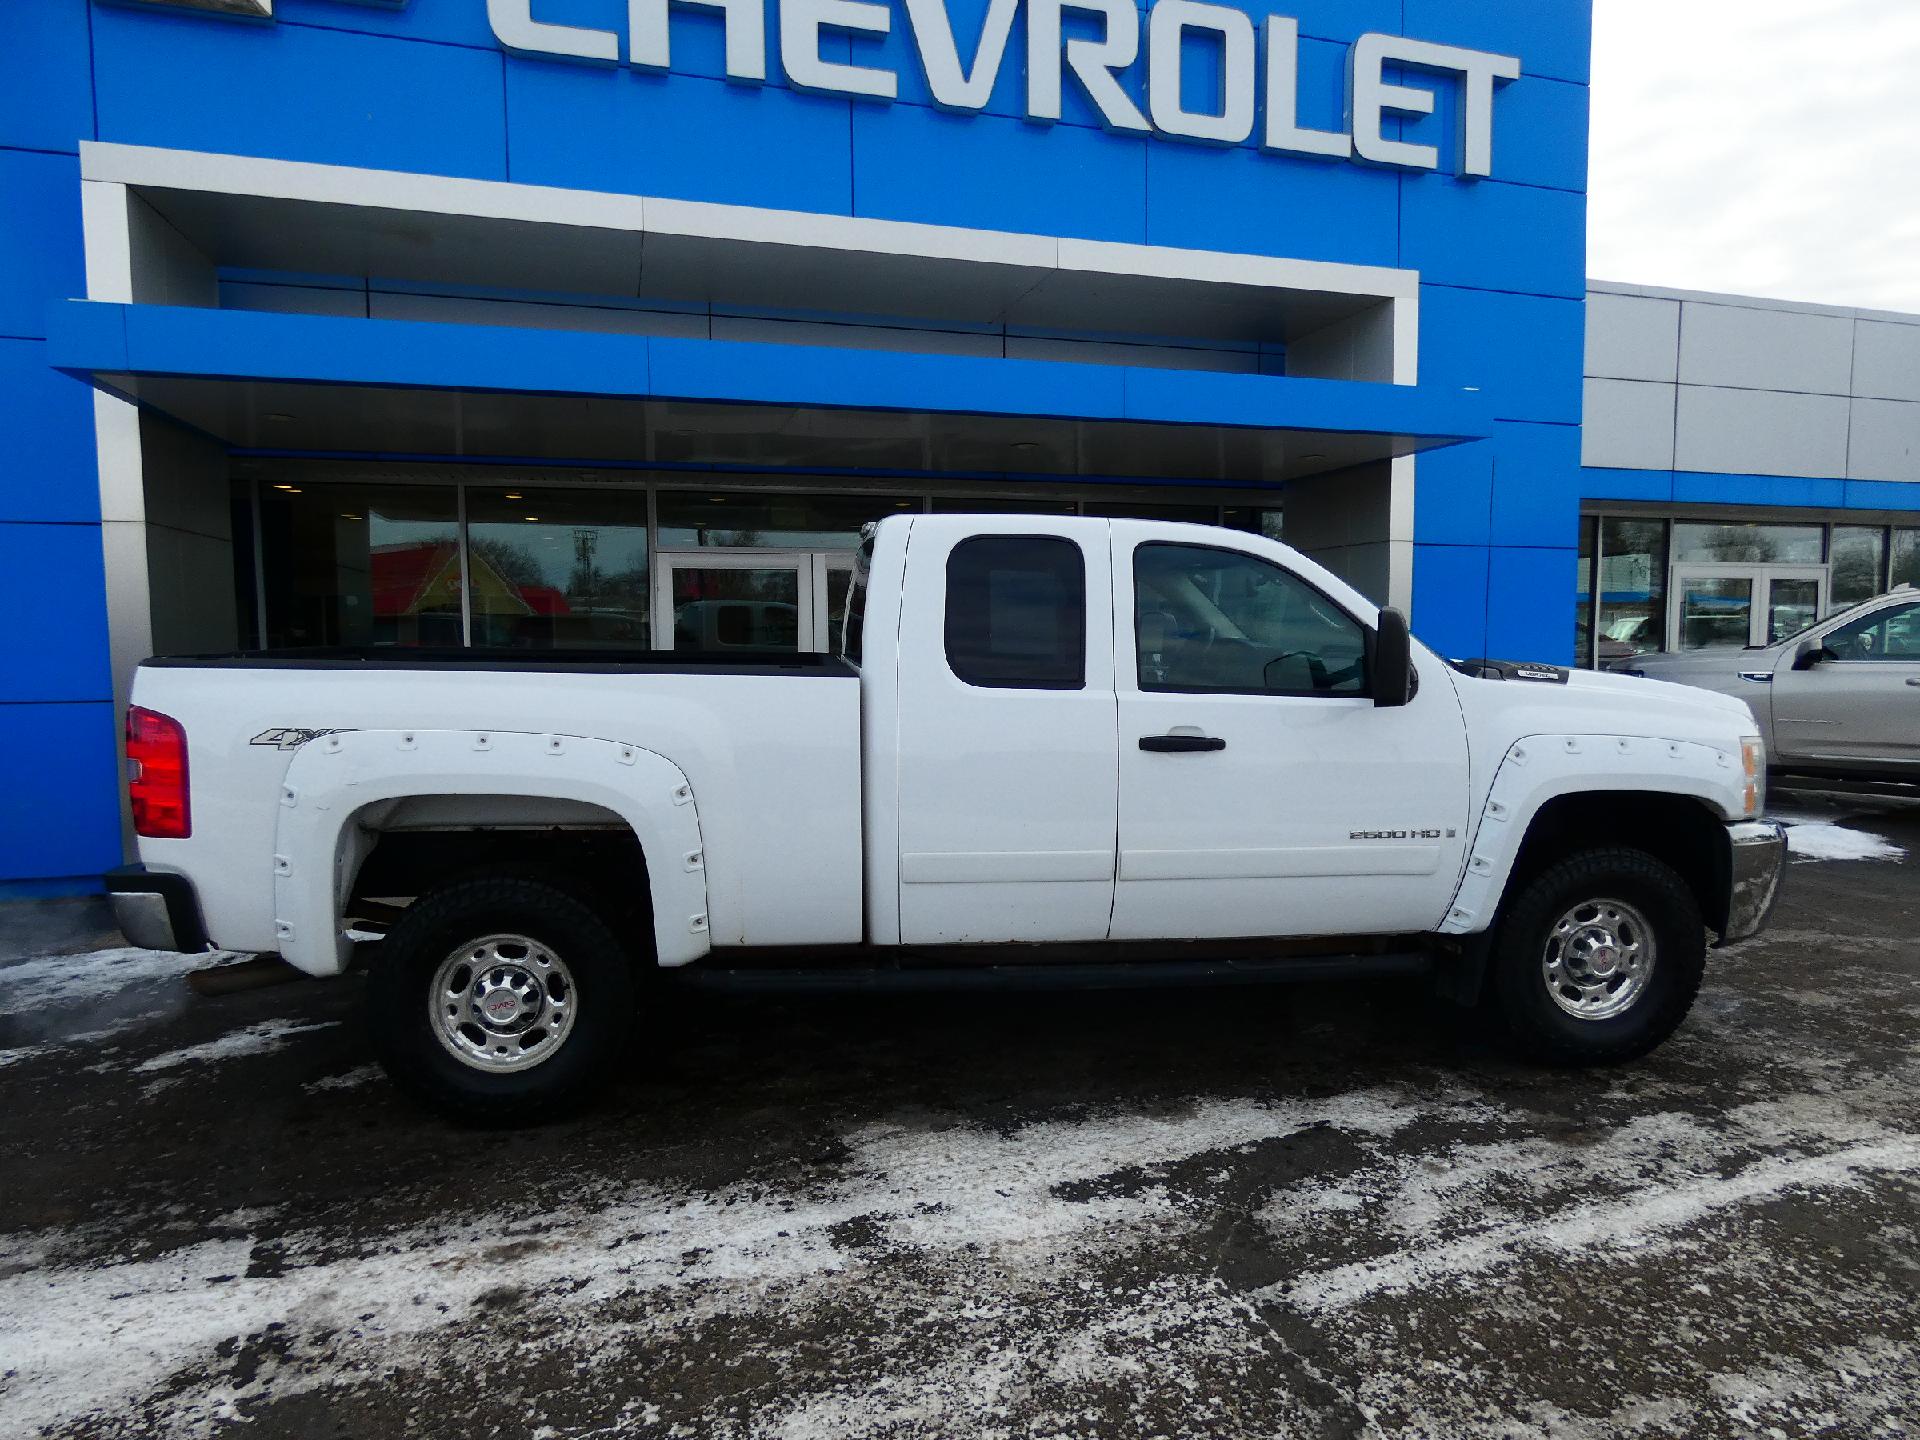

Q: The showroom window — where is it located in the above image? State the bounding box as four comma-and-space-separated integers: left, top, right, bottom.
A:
1671, 521, 1824, 566
657, 491, 915, 549
1578, 513, 1920, 667
1895, 529, 1920, 589
244, 472, 1290, 653
1830, 526, 1889, 609
1574, 515, 1597, 667
466, 487, 652, 649
1593, 518, 1667, 667
258, 482, 461, 648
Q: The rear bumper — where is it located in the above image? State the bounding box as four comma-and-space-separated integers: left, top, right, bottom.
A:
105, 864, 209, 954
1719, 820, 1787, 946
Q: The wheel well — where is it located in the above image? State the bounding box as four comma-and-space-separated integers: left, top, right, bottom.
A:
1506, 792, 1731, 936
347, 799, 655, 958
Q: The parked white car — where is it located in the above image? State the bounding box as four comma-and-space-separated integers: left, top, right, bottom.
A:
1619, 586, 1920, 789
110, 516, 1785, 1119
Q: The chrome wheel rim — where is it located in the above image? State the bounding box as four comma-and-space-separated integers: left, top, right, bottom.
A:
430, 933, 576, 1073
1542, 898, 1656, 1021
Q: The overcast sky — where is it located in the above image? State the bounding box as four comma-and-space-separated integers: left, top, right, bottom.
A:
1588, 0, 1920, 313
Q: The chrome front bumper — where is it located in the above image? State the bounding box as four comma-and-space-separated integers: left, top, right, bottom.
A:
1720, 820, 1787, 946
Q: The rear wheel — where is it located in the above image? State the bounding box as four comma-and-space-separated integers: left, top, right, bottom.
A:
1486, 847, 1706, 1066
369, 872, 634, 1122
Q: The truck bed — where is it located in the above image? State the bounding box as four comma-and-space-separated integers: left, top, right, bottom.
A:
130, 648, 865, 958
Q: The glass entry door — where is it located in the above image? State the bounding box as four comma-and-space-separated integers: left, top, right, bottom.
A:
657, 550, 851, 652
1669, 566, 1828, 652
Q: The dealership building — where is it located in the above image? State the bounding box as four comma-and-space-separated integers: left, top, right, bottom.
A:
2, 0, 1916, 898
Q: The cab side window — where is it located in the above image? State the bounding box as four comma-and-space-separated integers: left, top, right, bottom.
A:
945, 535, 1086, 690
1135, 543, 1367, 695
1824, 600, 1920, 661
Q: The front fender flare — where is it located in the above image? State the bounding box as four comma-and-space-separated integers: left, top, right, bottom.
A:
1439, 734, 1742, 936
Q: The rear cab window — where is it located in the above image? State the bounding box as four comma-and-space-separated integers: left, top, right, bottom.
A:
944, 535, 1087, 690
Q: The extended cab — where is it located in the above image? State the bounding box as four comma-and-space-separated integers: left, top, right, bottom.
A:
109, 517, 1786, 1117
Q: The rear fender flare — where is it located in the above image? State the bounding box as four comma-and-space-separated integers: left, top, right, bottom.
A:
272, 728, 708, 977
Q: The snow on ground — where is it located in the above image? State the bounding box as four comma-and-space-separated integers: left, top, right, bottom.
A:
0, 947, 248, 1065
2, 1054, 1915, 1439
0, 947, 237, 1018
1779, 820, 1906, 863
131, 1019, 340, 1074
302, 1062, 382, 1093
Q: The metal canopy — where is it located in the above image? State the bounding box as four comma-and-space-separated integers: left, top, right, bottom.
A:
53, 301, 1493, 486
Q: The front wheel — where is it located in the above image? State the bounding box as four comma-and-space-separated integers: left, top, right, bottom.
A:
1485, 847, 1706, 1066
368, 872, 636, 1122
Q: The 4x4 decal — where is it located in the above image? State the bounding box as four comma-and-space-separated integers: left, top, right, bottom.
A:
249, 728, 355, 751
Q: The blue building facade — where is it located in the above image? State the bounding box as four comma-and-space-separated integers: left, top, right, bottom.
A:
7, 0, 1904, 900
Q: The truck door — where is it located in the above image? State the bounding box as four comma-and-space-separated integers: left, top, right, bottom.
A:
892, 520, 1119, 944
1108, 524, 1470, 941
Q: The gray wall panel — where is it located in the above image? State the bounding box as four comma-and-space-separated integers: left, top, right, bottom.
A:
1581, 378, 1676, 471
1584, 292, 1679, 383
1852, 320, 1920, 404
1677, 302, 1854, 395
1847, 399, 1920, 484
1674, 386, 1850, 478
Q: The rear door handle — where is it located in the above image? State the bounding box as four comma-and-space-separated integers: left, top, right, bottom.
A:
1907, 678, 1920, 688
1140, 734, 1227, 753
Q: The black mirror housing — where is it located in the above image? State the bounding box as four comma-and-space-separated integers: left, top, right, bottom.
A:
1791, 640, 1830, 671
1373, 607, 1414, 708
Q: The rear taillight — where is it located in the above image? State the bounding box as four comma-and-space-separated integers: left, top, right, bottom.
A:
127, 705, 191, 839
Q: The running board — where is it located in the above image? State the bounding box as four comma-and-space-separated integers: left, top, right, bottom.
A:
1771, 771, 1920, 801
663, 952, 1432, 995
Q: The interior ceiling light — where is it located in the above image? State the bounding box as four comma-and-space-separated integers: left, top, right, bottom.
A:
266, 412, 295, 423
504, 493, 523, 500
272, 484, 296, 491
523, 515, 540, 522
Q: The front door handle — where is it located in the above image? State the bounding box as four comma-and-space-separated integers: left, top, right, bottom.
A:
1140, 734, 1227, 753
1907, 677, 1920, 688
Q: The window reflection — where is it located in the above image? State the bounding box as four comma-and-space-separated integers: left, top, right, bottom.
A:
466, 488, 651, 649
1672, 521, 1822, 565
259, 483, 461, 648
1596, 519, 1666, 664
658, 491, 913, 549
1894, 530, 1919, 590
1575, 515, 1597, 667
1829, 527, 1887, 609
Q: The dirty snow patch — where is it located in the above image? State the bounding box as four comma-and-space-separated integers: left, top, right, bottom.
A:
302, 1063, 382, 1093
133, 1019, 340, 1074
1781, 822, 1905, 864
0, 948, 243, 1017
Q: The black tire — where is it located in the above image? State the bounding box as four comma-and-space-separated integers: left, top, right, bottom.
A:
368, 872, 636, 1123
1485, 847, 1706, 1066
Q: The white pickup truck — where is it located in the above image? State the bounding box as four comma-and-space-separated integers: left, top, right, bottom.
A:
109, 516, 1786, 1118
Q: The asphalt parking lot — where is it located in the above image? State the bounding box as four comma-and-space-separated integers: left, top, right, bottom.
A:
3, 807, 1917, 1439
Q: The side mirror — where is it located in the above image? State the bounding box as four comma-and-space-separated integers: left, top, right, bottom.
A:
1792, 640, 1834, 671
1373, 607, 1413, 708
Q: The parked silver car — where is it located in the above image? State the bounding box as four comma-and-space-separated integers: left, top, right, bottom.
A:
1619, 586, 1920, 785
